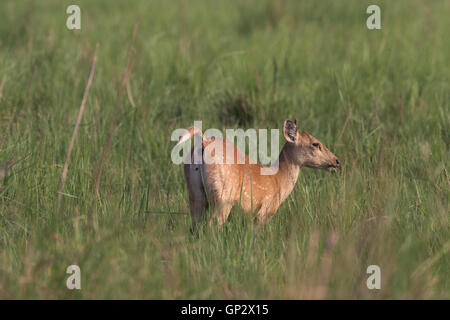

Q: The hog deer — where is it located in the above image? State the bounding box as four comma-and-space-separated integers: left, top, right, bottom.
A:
177, 119, 340, 230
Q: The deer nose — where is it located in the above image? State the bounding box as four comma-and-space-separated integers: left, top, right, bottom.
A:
335, 159, 341, 167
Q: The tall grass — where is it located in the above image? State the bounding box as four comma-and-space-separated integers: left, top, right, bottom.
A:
0, 0, 448, 299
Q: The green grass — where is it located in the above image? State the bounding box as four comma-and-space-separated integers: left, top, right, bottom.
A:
0, 0, 448, 299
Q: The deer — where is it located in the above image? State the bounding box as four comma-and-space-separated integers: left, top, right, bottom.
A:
176, 119, 340, 231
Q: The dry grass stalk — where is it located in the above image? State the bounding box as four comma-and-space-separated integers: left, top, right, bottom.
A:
90, 18, 141, 215
337, 107, 351, 145
56, 45, 98, 213
0, 76, 5, 101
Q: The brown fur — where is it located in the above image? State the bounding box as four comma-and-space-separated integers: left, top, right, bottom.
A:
179, 119, 340, 229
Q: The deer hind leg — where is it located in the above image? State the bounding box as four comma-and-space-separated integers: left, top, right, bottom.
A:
184, 163, 208, 233
209, 202, 233, 228
256, 205, 274, 226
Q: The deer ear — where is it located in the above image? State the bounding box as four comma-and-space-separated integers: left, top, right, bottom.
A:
283, 119, 297, 143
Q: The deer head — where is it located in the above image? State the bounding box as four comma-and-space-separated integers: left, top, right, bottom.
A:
283, 119, 341, 171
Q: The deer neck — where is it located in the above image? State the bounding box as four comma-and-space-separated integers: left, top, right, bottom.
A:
275, 143, 300, 203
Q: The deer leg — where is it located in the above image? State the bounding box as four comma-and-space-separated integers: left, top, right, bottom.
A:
256, 206, 272, 226
185, 163, 208, 234
209, 203, 233, 228
188, 194, 208, 233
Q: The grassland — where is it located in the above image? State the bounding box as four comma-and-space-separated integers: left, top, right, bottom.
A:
0, 0, 448, 299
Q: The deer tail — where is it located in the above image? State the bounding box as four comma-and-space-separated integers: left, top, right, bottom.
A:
176, 126, 212, 147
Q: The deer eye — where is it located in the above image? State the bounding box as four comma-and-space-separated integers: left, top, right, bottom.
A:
312, 143, 321, 150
